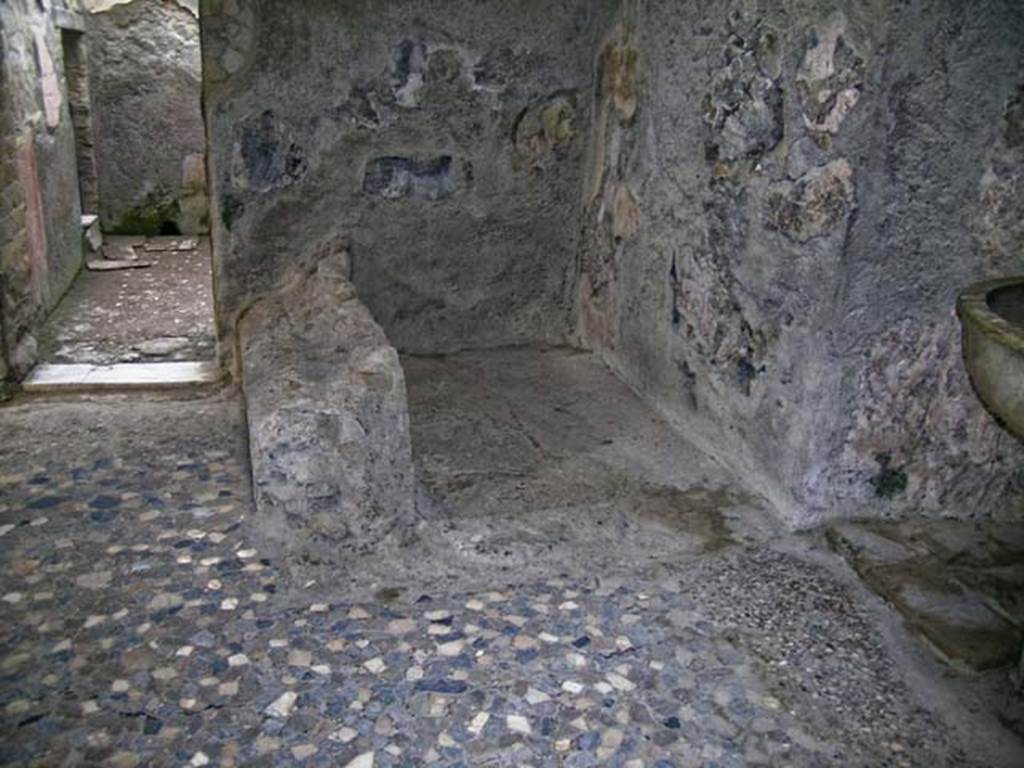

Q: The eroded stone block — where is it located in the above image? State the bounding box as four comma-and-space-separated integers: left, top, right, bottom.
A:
239, 255, 416, 567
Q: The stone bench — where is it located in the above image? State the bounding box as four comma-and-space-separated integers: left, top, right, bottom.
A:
238, 254, 416, 569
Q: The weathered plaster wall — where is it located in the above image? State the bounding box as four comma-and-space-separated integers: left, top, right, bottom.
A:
0, 0, 86, 391
577, 0, 1024, 526
202, 0, 1022, 528
86, 0, 207, 234
201, 0, 602, 359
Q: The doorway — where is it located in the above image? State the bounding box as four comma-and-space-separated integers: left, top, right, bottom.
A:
59, 28, 98, 217
30, 0, 216, 388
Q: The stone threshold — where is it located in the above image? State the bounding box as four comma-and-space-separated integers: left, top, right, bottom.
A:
22, 361, 220, 393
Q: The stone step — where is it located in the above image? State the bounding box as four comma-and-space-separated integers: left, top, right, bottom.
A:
86, 258, 153, 271
827, 522, 1023, 671
22, 361, 220, 393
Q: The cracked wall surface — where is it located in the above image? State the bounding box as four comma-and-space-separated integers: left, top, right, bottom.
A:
86, 0, 207, 234
577, 0, 1024, 525
201, 0, 606, 361
0, 0, 86, 392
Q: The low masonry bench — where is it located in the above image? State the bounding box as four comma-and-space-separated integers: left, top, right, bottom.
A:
238, 255, 417, 571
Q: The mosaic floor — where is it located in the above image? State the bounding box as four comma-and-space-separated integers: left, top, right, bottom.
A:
0, 390, 1019, 767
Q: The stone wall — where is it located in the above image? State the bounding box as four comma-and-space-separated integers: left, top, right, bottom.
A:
85, 0, 207, 234
202, 0, 1023, 529
200, 0, 603, 360
0, 0, 86, 391
576, 0, 1024, 525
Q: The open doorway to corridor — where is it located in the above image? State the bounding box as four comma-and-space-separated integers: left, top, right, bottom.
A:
33, 0, 215, 384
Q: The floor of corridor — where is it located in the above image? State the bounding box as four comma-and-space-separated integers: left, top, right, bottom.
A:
36, 236, 215, 366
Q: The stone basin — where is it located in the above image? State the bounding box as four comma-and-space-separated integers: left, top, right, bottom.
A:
957, 277, 1024, 442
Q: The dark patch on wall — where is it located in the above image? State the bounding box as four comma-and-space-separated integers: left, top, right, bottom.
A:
702, 19, 784, 163
109, 194, 181, 236
1006, 85, 1024, 148
362, 156, 454, 200
870, 453, 908, 499
335, 86, 381, 129
393, 40, 425, 82
220, 194, 245, 232
736, 357, 759, 396
678, 359, 698, 411
669, 252, 682, 327
240, 111, 307, 192
391, 39, 427, 101
473, 47, 521, 90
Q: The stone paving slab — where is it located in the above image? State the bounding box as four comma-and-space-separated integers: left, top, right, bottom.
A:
86, 259, 155, 272
23, 361, 220, 393
143, 237, 200, 253
828, 521, 1023, 671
